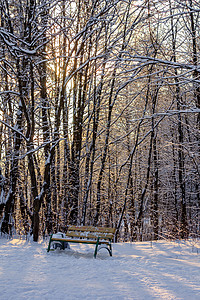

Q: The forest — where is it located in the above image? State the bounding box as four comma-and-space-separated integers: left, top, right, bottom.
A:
0, 0, 199, 242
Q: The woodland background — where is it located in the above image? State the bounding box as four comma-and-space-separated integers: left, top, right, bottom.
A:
0, 0, 199, 242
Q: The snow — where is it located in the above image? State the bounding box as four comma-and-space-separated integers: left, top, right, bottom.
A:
0, 237, 200, 300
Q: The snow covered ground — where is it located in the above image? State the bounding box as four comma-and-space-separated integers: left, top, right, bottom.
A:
0, 236, 200, 300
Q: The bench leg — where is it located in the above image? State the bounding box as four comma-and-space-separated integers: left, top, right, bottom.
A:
94, 240, 113, 258
108, 242, 112, 256
94, 237, 100, 258
101, 243, 112, 256
47, 234, 53, 252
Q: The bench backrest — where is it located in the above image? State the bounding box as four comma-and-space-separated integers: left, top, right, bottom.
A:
66, 225, 116, 240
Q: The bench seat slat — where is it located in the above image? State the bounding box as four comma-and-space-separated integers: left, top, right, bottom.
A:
66, 231, 114, 240
51, 237, 110, 245
68, 225, 116, 234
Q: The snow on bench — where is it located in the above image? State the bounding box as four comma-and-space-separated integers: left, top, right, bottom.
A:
47, 225, 116, 258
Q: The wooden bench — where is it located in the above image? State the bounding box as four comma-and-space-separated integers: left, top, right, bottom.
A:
47, 225, 116, 258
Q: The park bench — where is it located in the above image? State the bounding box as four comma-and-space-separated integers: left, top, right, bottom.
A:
47, 225, 116, 258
